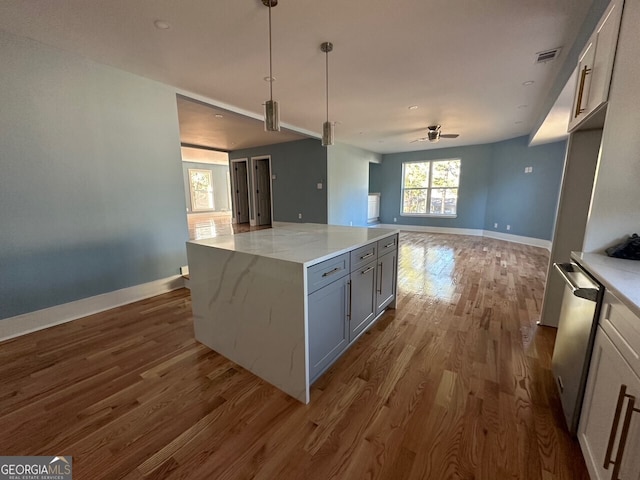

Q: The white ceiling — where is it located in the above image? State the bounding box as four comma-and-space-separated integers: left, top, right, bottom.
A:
0, 0, 592, 154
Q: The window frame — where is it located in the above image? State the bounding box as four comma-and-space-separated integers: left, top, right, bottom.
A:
400, 158, 461, 218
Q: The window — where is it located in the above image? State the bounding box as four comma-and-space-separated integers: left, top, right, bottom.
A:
188, 169, 214, 211
401, 159, 461, 216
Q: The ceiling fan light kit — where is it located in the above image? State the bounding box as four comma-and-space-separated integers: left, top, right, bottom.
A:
263, 0, 280, 131
321, 41, 334, 146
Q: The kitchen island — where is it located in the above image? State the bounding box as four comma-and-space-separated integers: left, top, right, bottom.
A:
186, 223, 400, 403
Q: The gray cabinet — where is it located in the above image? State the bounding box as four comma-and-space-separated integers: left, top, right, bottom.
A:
348, 259, 377, 342
307, 233, 399, 383
376, 246, 397, 315
308, 274, 349, 383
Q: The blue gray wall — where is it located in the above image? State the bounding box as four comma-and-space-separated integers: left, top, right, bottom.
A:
229, 139, 328, 224
485, 137, 566, 239
378, 144, 493, 230
182, 161, 231, 213
0, 30, 188, 320
327, 143, 381, 227
376, 136, 566, 240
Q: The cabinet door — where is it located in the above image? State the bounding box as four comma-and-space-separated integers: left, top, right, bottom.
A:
308, 275, 349, 383
349, 260, 377, 342
375, 250, 397, 315
568, 36, 596, 131
586, 0, 624, 115
578, 328, 640, 480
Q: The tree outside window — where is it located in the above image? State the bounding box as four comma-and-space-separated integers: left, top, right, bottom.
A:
401, 159, 460, 216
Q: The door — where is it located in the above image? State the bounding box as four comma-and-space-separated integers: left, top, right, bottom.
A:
578, 328, 640, 480
232, 160, 249, 224
254, 157, 272, 226
308, 275, 349, 383
376, 250, 397, 315
349, 260, 377, 342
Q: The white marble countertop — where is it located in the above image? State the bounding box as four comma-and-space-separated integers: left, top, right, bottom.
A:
571, 251, 640, 318
188, 222, 400, 267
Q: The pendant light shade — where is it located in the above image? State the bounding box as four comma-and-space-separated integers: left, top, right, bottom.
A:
321, 41, 334, 146
263, 0, 280, 131
265, 99, 280, 132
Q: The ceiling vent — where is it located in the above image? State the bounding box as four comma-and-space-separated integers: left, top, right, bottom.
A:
535, 47, 561, 64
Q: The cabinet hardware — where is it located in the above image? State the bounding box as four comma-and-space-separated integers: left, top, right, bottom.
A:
384, 242, 395, 248
377, 263, 383, 294
574, 64, 592, 118
347, 280, 352, 320
322, 267, 341, 277
361, 266, 374, 275
360, 252, 374, 260
604, 384, 640, 479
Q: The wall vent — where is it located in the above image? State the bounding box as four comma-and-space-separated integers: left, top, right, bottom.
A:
535, 47, 561, 64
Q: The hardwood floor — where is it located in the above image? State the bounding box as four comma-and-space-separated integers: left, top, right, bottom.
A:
0, 232, 589, 479
187, 212, 270, 240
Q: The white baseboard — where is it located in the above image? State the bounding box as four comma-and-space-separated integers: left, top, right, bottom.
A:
0, 275, 185, 342
481, 230, 551, 250
375, 223, 551, 250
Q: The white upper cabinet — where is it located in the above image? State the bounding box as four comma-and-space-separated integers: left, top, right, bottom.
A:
568, 0, 624, 131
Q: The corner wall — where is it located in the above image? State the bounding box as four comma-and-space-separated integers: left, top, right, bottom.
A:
229, 139, 328, 224
377, 136, 566, 241
327, 143, 381, 226
0, 30, 189, 320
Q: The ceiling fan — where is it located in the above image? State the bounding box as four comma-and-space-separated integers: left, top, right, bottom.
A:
411, 125, 460, 143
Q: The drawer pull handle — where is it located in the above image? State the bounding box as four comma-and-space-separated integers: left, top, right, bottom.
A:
377, 262, 383, 294
361, 266, 374, 275
384, 242, 395, 248
604, 385, 640, 479
347, 280, 352, 320
360, 252, 374, 260
322, 267, 341, 277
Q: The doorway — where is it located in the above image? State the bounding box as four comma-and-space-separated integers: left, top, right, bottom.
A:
253, 156, 273, 227
231, 159, 250, 224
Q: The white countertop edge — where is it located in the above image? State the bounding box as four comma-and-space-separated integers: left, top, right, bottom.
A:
187, 223, 400, 268
571, 251, 640, 318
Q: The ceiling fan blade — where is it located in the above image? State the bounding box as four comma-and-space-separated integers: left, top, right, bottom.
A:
440, 134, 460, 139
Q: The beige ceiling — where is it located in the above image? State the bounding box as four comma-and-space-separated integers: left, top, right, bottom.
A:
177, 95, 308, 151
0, 0, 593, 154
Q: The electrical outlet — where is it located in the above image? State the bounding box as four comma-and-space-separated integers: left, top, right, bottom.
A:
272, 174, 277, 180
298, 213, 302, 219
524, 166, 533, 173
349, 221, 353, 226
494, 223, 498, 228
317, 182, 323, 190
393, 217, 397, 223
506, 225, 511, 231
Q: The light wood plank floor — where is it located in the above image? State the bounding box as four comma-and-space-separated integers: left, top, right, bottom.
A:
0, 232, 589, 479
187, 212, 270, 240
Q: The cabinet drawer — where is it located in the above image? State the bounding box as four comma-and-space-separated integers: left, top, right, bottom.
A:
350, 242, 377, 272
307, 253, 350, 294
377, 234, 398, 257
600, 290, 640, 378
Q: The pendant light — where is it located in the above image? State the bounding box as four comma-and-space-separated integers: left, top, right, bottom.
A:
263, 0, 280, 131
321, 41, 334, 146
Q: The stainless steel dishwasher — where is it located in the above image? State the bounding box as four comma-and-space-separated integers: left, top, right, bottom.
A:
551, 261, 603, 435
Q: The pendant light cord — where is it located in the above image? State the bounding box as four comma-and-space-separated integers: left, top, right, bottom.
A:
268, 1, 273, 102
325, 48, 329, 122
